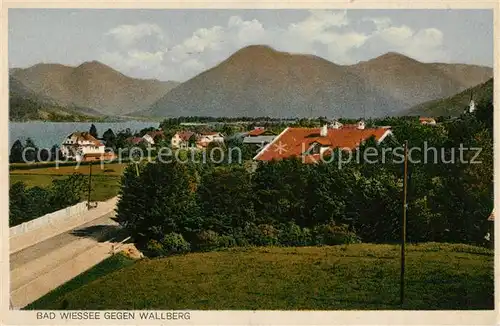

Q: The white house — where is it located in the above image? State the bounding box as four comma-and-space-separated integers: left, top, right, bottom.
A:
61, 132, 105, 161
171, 131, 195, 149
196, 132, 224, 149
142, 130, 165, 145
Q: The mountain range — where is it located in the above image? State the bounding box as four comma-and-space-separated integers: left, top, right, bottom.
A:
10, 61, 179, 119
9, 45, 493, 120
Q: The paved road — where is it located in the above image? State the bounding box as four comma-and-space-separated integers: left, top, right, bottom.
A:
9, 210, 127, 309
10, 212, 118, 271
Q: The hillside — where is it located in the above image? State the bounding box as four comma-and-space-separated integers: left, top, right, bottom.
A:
347, 53, 492, 108
144, 46, 492, 118
9, 75, 103, 121
26, 244, 493, 310
10, 61, 179, 116
404, 78, 493, 116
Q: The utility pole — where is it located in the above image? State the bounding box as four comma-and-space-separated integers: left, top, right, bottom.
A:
87, 161, 93, 209
400, 140, 408, 307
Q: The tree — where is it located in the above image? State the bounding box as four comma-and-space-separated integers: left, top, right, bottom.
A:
9, 182, 28, 226
115, 128, 133, 149
24, 138, 37, 163
49, 173, 88, 211
197, 166, 255, 234
9, 140, 24, 163
252, 158, 312, 226
221, 124, 234, 137
136, 127, 156, 137
50, 145, 61, 161
102, 128, 116, 149
9, 182, 51, 226
115, 161, 201, 243
38, 148, 51, 162
89, 124, 98, 139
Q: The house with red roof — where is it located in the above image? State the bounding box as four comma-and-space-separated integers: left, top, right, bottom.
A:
127, 136, 147, 145
171, 131, 196, 149
243, 127, 276, 146
253, 120, 393, 163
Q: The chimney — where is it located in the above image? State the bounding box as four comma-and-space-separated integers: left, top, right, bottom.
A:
329, 119, 342, 129
357, 120, 365, 130
320, 124, 328, 137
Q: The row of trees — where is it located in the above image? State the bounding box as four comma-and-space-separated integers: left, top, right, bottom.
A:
10, 138, 61, 163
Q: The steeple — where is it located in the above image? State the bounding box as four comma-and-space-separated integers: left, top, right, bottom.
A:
469, 91, 476, 113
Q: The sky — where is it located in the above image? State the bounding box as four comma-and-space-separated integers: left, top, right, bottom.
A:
9, 9, 493, 82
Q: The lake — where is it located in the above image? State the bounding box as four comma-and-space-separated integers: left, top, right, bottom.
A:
9, 121, 160, 149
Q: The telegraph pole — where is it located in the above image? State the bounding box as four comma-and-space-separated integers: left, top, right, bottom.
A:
400, 140, 409, 307
87, 161, 93, 208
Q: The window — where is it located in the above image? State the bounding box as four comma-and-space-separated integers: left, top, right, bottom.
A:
307, 143, 321, 155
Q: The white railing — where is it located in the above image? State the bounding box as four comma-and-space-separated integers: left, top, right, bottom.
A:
110, 236, 132, 255
9, 201, 89, 237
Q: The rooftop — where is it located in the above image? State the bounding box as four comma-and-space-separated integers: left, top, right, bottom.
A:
254, 127, 391, 162
66, 132, 103, 146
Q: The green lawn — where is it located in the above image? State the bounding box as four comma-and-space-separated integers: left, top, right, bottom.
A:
25, 253, 136, 310
9, 174, 121, 201
26, 243, 494, 310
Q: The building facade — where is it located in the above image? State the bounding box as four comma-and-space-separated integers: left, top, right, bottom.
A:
61, 132, 106, 161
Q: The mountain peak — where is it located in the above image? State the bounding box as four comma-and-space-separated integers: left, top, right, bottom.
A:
235, 44, 278, 54
76, 60, 111, 70
225, 44, 291, 63
372, 51, 420, 63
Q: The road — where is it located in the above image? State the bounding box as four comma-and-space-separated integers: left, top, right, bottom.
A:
10, 211, 124, 308
10, 213, 117, 271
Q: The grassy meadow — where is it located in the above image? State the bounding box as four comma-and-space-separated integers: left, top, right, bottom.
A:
10, 162, 127, 201
25, 253, 136, 310
26, 243, 494, 310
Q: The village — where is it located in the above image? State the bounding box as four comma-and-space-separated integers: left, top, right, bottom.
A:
56, 116, 443, 164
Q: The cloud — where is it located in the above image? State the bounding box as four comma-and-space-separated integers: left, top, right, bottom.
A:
101, 11, 449, 81
100, 50, 165, 79
168, 26, 225, 63
363, 17, 392, 30
106, 23, 164, 47
370, 23, 448, 62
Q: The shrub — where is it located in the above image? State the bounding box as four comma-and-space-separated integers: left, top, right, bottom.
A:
278, 221, 313, 246
161, 232, 191, 255
146, 239, 167, 257
231, 227, 250, 247
313, 223, 361, 246
217, 235, 237, 248
195, 230, 220, 252
194, 230, 239, 251
146, 233, 191, 257
243, 223, 279, 246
